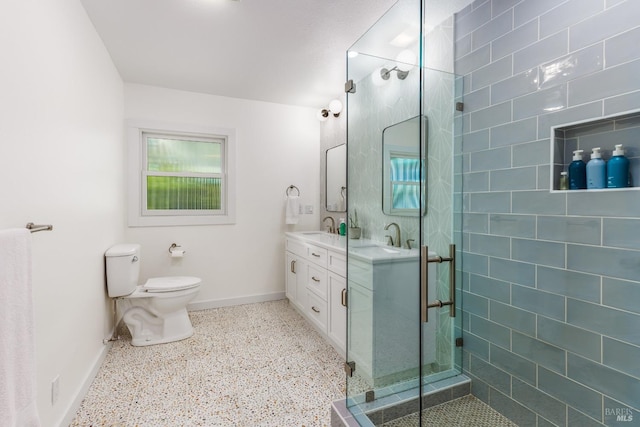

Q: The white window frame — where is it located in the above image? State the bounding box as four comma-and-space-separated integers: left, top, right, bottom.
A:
127, 120, 236, 227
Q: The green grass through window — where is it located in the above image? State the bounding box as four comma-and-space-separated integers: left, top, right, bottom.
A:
147, 176, 221, 210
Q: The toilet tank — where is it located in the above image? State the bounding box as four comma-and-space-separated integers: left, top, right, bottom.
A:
105, 244, 141, 298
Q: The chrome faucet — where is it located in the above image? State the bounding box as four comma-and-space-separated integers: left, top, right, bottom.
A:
384, 222, 401, 247
322, 216, 336, 234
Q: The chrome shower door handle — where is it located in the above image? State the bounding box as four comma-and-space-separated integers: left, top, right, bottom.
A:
421, 244, 456, 323
421, 246, 428, 323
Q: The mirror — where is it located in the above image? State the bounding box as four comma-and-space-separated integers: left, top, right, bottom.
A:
326, 144, 346, 212
382, 115, 427, 216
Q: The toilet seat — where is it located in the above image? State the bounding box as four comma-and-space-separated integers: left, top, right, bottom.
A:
143, 276, 201, 293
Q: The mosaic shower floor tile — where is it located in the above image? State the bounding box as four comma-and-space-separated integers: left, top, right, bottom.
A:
381, 395, 517, 427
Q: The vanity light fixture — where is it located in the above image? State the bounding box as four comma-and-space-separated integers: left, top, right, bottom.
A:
317, 99, 343, 122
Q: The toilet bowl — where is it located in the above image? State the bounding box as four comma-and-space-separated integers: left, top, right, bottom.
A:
105, 244, 201, 346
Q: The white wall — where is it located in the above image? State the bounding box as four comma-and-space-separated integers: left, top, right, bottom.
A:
0, 2, 320, 425
124, 84, 320, 307
0, 0, 125, 426
319, 94, 348, 227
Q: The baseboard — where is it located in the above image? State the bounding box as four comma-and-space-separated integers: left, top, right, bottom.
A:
187, 291, 286, 311
56, 340, 113, 427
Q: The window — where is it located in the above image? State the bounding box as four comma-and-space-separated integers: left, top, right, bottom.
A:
128, 121, 236, 226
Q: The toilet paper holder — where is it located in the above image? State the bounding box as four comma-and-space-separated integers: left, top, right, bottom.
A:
168, 243, 185, 256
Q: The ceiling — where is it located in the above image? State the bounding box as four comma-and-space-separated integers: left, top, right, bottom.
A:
80, 0, 399, 109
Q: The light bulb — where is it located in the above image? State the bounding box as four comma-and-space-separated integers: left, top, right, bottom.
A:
316, 109, 329, 122
396, 50, 416, 72
329, 99, 343, 115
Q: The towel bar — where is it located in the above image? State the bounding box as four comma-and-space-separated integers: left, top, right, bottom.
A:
25, 223, 53, 233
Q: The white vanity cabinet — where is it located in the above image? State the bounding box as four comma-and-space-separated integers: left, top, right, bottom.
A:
285, 232, 346, 357
346, 246, 436, 387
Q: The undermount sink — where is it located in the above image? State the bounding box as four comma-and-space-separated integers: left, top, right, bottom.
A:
292, 231, 346, 250
349, 244, 419, 263
298, 231, 342, 242
300, 231, 335, 237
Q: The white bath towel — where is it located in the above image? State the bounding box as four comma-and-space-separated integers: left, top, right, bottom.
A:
285, 195, 300, 225
0, 228, 41, 427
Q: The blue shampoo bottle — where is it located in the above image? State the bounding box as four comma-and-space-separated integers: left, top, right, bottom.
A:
607, 144, 630, 188
568, 150, 586, 189
586, 147, 606, 189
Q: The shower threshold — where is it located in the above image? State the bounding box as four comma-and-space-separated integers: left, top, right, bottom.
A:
333, 374, 473, 426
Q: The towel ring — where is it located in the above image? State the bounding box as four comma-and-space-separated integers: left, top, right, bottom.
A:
286, 185, 300, 196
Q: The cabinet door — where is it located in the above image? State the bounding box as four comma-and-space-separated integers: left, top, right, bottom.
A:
294, 257, 308, 311
285, 252, 307, 310
328, 272, 346, 356
347, 280, 373, 379
285, 252, 297, 302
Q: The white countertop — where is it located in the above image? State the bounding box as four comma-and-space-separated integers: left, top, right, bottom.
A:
285, 231, 347, 252
285, 231, 426, 263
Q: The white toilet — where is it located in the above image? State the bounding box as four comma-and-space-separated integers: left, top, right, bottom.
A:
105, 243, 201, 346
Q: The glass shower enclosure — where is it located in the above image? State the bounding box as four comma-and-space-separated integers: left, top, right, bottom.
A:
344, 0, 464, 424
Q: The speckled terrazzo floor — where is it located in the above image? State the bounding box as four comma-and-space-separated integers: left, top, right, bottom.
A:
381, 395, 517, 427
71, 299, 345, 426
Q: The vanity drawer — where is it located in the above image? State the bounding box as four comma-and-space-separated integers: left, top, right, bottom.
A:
286, 237, 307, 258
307, 264, 328, 300
306, 244, 328, 268
306, 291, 328, 333
328, 250, 346, 277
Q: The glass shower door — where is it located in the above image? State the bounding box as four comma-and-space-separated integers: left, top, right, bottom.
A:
344, 0, 463, 425
419, 66, 464, 389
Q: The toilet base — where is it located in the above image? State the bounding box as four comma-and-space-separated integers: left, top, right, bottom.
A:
122, 306, 194, 346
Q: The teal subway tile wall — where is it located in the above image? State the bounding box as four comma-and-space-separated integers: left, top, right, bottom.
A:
456, 0, 640, 426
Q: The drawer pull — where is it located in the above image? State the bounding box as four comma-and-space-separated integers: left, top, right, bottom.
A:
312, 276, 320, 282
341, 288, 347, 307
290, 260, 296, 273
311, 252, 321, 258
311, 306, 321, 313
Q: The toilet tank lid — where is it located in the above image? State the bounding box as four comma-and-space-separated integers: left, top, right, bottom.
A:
105, 244, 140, 257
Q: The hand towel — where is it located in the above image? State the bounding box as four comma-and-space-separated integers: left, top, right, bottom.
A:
285, 195, 300, 225
0, 228, 41, 427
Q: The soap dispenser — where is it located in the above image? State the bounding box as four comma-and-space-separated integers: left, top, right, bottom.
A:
586, 147, 606, 189
568, 149, 586, 189
607, 144, 630, 188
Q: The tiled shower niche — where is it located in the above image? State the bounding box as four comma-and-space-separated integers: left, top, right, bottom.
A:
551, 110, 640, 191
